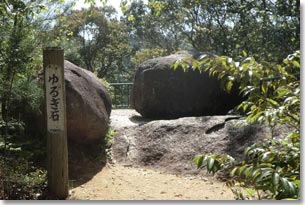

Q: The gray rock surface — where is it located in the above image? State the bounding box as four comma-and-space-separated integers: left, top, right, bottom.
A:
64, 61, 111, 144
111, 111, 289, 175
131, 51, 242, 119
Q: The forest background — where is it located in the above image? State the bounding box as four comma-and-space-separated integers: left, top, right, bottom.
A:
0, 0, 301, 200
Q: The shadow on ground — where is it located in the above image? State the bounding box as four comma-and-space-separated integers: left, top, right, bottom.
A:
224, 122, 270, 160
128, 115, 152, 126
68, 141, 106, 188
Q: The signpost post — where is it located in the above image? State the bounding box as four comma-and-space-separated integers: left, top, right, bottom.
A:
43, 47, 68, 199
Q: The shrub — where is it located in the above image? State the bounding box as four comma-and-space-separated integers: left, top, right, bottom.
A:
0, 157, 47, 200
188, 51, 300, 200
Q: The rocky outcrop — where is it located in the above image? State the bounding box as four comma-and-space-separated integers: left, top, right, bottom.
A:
112, 114, 290, 175
131, 51, 242, 119
64, 61, 111, 144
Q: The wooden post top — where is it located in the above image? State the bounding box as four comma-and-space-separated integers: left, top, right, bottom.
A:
44, 47, 63, 50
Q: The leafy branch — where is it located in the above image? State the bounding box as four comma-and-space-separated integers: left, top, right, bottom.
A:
186, 51, 300, 200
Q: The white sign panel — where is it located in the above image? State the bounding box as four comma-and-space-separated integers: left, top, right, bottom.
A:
45, 64, 65, 132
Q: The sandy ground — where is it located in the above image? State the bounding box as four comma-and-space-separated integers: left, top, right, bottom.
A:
68, 109, 235, 200
109, 109, 151, 130
68, 163, 234, 200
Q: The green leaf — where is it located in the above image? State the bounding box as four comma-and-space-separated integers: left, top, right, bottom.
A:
192, 155, 204, 168
261, 82, 268, 94
244, 166, 254, 178
127, 15, 135, 21
293, 180, 300, 188
212, 160, 221, 174
173, 61, 179, 71
225, 80, 233, 92
272, 172, 280, 185
242, 50, 247, 57
207, 157, 215, 172
250, 111, 264, 122
230, 167, 238, 177
276, 88, 290, 98
256, 170, 272, 183
260, 151, 272, 162
257, 163, 273, 168
238, 165, 249, 176
253, 171, 262, 183
266, 98, 279, 106
239, 86, 255, 96
251, 167, 260, 177
16, 73, 25, 78
292, 60, 300, 68
245, 188, 256, 196
280, 178, 296, 196
181, 63, 187, 72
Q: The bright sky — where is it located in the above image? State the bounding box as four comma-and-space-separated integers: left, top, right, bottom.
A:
74, 0, 123, 16
74, 0, 148, 17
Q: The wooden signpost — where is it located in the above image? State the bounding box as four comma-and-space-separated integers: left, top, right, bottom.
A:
43, 47, 68, 199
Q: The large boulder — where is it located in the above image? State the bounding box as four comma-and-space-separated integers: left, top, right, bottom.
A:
64, 61, 111, 144
132, 51, 242, 119
112, 114, 291, 175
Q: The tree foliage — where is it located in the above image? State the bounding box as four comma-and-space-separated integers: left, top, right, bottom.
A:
121, 0, 182, 54
131, 48, 168, 67
53, 6, 132, 82
122, 0, 299, 62
0, 0, 300, 200
191, 51, 300, 200
0, 0, 73, 199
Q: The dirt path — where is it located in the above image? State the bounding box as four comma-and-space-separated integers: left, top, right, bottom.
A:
68, 109, 235, 200
69, 164, 234, 200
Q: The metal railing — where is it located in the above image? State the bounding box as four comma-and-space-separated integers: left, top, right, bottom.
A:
259, 73, 300, 96
109, 83, 133, 109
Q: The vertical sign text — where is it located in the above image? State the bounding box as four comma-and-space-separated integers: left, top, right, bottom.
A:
45, 64, 65, 132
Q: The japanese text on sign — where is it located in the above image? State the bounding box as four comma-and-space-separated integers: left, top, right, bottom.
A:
45, 64, 64, 132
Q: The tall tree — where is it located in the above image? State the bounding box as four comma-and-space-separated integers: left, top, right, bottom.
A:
122, 0, 299, 62
0, 0, 39, 122
0, 0, 75, 148
55, 6, 131, 81
121, 0, 183, 54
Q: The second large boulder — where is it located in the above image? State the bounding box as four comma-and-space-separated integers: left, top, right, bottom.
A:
132, 51, 242, 119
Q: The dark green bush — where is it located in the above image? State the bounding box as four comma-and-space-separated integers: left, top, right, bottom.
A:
190, 51, 300, 200
0, 157, 47, 200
